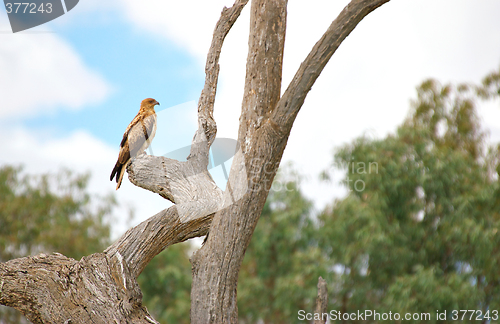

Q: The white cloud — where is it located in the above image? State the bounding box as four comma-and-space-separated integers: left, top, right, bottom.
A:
0, 17, 111, 119
119, 0, 237, 62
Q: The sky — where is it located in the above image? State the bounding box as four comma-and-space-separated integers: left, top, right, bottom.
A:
1, 0, 499, 238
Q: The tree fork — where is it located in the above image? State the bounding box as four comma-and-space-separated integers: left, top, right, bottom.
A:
190, 0, 390, 323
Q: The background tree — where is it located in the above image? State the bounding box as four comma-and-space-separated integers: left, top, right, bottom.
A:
138, 242, 192, 324
319, 69, 500, 323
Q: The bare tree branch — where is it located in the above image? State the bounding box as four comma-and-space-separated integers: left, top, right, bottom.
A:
127, 0, 250, 203
125, 0, 390, 285
314, 277, 329, 324
272, 0, 391, 129
196, 0, 250, 149
105, 207, 212, 278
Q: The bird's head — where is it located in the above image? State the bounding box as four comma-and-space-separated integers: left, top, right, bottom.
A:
140, 98, 160, 111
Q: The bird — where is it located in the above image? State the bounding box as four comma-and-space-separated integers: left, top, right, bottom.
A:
110, 98, 160, 190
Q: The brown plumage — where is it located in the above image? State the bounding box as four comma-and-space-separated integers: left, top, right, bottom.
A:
110, 98, 159, 190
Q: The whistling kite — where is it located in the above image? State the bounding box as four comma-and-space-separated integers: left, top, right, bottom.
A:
110, 98, 159, 189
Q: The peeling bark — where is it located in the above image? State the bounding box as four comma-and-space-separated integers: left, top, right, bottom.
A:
0, 253, 156, 324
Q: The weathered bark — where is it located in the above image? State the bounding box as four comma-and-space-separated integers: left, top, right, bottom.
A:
0, 0, 390, 323
0, 253, 156, 324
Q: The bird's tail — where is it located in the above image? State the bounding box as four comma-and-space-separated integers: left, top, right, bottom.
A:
110, 162, 125, 190
116, 165, 126, 190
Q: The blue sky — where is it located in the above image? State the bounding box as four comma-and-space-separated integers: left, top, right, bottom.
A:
1, 0, 500, 237
23, 10, 204, 147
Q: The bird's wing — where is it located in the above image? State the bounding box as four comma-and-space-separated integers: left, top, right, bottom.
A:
118, 113, 156, 163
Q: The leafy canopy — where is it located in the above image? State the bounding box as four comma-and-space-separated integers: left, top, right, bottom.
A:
319, 67, 500, 322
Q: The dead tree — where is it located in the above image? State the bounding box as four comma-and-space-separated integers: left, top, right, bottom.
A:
0, 0, 390, 322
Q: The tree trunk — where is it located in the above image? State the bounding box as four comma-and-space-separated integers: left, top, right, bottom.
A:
190, 0, 287, 321
0, 0, 390, 323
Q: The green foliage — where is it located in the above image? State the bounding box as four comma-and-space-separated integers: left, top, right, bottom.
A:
477, 66, 500, 99
0, 166, 113, 261
138, 242, 193, 324
0, 165, 114, 323
320, 69, 500, 322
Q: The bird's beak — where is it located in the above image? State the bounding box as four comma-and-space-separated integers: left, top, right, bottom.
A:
156, 101, 160, 106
